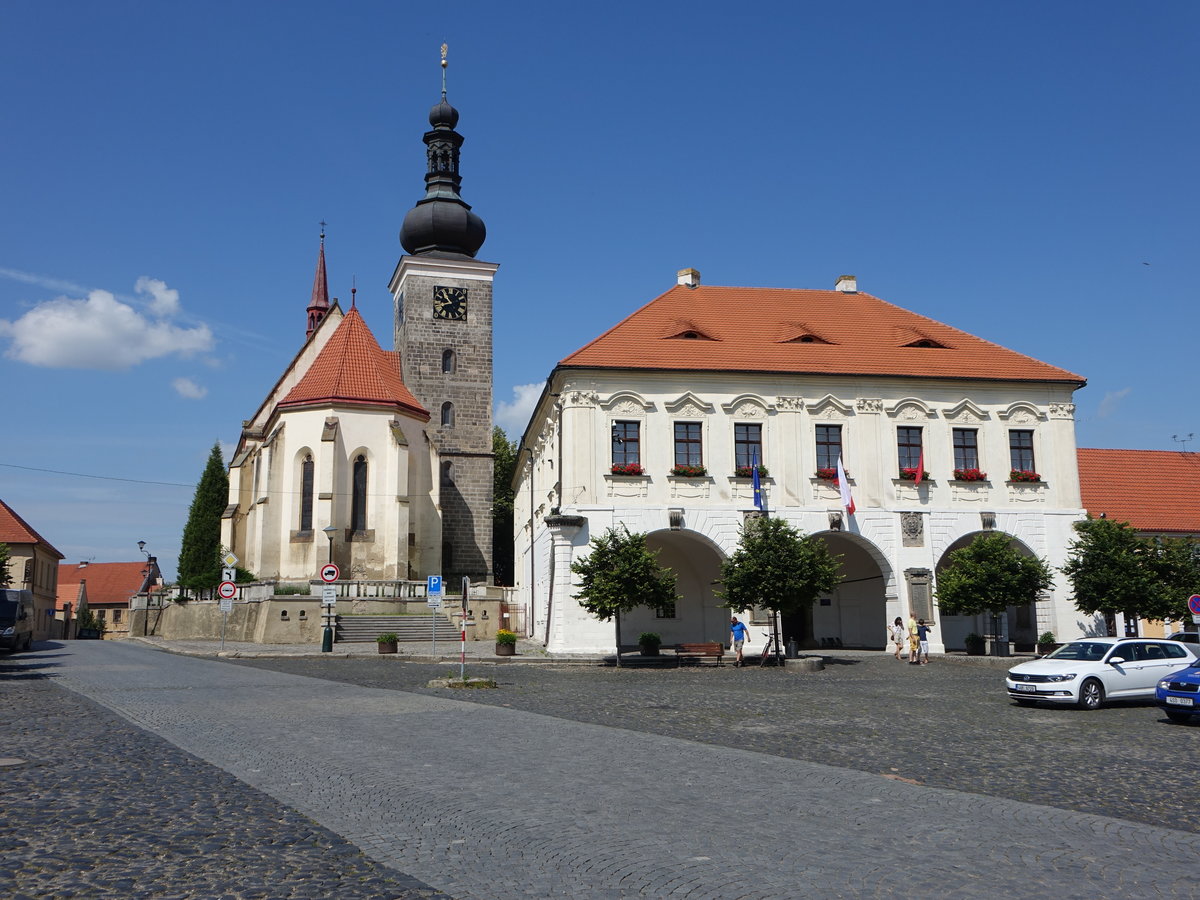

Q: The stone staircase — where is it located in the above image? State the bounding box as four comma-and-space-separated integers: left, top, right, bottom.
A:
335, 614, 461, 643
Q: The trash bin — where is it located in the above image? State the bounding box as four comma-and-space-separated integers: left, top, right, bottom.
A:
786, 638, 799, 658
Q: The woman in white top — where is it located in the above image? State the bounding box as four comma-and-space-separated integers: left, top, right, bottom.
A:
890, 617, 906, 660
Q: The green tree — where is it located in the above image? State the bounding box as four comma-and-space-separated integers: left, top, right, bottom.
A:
492, 426, 518, 586
0, 542, 11, 588
936, 532, 1054, 617
178, 442, 229, 594
1061, 517, 1162, 622
572, 525, 679, 666
718, 517, 841, 619
1148, 536, 1200, 622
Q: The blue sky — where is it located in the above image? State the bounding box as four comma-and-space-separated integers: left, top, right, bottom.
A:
2, 1, 1196, 578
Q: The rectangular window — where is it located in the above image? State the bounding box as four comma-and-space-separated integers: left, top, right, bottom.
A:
815, 424, 843, 471
674, 422, 703, 467
1009, 430, 1035, 473
655, 602, 676, 619
611, 421, 641, 466
897, 427, 923, 473
113, 609, 122, 624
953, 428, 979, 471
734, 423, 762, 469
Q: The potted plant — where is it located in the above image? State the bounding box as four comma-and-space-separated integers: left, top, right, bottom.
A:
899, 467, 931, 481
1009, 469, 1042, 483
815, 467, 843, 481
953, 468, 988, 482
670, 464, 707, 478
610, 462, 645, 476
964, 632, 986, 656
495, 628, 518, 656
1037, 631, 1058, 656
638, 632, 662, 656
377, 632, 398, 654
734, 464, 769, 478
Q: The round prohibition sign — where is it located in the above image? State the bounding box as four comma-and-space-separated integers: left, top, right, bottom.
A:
320, 563, 341, 583
217, 581, 238, 600
1188, 594, 1200, 616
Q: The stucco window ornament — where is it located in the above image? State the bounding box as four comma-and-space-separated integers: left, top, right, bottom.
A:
1049, 403, 1076, 419
776, 396, 804, 411
855, 398, 883, 414
565, 391, 599, 407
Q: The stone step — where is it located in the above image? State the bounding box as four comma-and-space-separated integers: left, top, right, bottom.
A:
336, 615, 461, 643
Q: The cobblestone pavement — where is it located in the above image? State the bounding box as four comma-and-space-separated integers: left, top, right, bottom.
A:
0, 651, 452, 900
227, 651, 1200, 836
23, 640, 1200, 899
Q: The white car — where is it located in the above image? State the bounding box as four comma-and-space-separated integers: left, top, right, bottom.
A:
1006, 637, 1199, 710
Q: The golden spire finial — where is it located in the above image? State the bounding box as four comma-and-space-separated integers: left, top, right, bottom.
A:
440, 43, 448, 97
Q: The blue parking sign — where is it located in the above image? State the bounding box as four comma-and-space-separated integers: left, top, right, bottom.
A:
427, 575, 443, 596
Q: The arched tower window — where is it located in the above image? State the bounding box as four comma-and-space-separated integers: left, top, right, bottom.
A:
299, 455, 314, 531
441, 402, 455, 427
442, 349, 457, 373
351, 454, 368, 532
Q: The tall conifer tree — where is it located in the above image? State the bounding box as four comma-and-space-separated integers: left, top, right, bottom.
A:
178, 442, 228, 593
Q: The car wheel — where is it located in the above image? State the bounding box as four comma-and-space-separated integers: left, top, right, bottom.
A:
1014, 698, 1037, 707
1077, 678, 1104, 710
1165, 710, 1193, 724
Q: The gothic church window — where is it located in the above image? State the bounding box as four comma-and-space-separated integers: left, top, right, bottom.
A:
441, 402, 455, 427
351, 454, 368, 532
300, 455, 314, 531
442, 349, 457, 373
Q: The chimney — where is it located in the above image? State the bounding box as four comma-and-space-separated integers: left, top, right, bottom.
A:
676, 268, 700, 289
79, 561, 88, 568
835, 275, 857, 293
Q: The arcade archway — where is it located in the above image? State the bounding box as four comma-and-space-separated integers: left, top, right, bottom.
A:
935, 531, 1040, 651
617, 529, 727, 647
782, 532, 892, 650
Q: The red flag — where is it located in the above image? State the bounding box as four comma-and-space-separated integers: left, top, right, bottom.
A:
914, 448, 924, 486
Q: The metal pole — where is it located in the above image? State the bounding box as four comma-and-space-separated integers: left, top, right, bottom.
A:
461, 576, 469, 680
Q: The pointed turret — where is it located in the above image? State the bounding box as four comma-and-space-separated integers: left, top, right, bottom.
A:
306, 230, 331, 338
398, 48, 486, 259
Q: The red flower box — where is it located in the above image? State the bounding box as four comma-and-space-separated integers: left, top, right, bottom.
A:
1009, 469, 1042, 483
899, 468, 930, 481
953, 468, 988, 482
610, 463, 644, 476
670, 465, 707, 478
734, 465, 769, 478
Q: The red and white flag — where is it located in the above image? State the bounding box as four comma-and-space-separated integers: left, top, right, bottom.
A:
914, 448, 925, 486
837, 455, 856, 516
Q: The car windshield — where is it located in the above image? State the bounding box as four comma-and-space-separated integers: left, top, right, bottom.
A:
0, 599, 18, 619
1046, 641, 1109, 662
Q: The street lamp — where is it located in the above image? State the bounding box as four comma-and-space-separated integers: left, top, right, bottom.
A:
321, 525, 338, 652
138, 540, 151, 636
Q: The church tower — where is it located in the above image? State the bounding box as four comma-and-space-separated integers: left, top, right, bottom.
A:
390, 48, 497, 585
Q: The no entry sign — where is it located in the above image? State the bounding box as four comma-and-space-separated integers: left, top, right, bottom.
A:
320, 563, 340, 583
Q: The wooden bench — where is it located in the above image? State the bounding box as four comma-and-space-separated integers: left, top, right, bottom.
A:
674, 642, 725, 666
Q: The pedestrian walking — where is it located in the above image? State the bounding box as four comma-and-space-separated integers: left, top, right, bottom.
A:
908, 610, 920, 664
917, 619, 933, 665
730, 617, 749, 667
890, 617, 905, 659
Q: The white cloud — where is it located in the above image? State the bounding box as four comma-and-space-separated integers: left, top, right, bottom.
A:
136, 276, 181, 317
1098, 387, 1132, 419
0, 266, 92, 296
495, 382, 545, 437
0, 280, 214, 370
172, 377, 207, 399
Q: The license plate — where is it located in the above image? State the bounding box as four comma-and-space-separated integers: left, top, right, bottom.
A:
1165, 696, 1194, 707
1013, 684, 1037, 693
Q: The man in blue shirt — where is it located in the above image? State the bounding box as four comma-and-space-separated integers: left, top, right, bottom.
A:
730, 617, 750, 667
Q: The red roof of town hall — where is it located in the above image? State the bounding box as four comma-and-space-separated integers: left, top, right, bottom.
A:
560, 282, 1086, 385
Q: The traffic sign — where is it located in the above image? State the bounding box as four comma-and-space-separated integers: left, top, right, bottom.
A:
320, 563, 340, 583
219, 597, 233, 613
222, 552, 239, 568
222, 567, 237, 583
427, 575, 443, 596
321, 586, 337, 607
1188, 595, 1200, 616
217, 581, 237, 600
427, 594, 443, 609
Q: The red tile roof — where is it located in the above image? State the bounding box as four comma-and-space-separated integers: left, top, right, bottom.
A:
1078, 448, 1200, 534
278, 308, 428, 419
0, 498, 63, 558
560, 284, 1086, 384
57, 561, 148, 608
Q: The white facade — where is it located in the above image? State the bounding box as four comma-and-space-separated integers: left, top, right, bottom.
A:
514, 369, 1093, 655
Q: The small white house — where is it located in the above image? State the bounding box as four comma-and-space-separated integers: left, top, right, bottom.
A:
514, 270, 1091, 655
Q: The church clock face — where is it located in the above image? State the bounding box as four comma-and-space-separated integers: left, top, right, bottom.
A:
432, 285, 468, 321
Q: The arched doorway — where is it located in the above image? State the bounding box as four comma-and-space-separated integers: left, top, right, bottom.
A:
617, 530, 727, 647
935, 531, 1039, 652
782, 532, 892, 650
